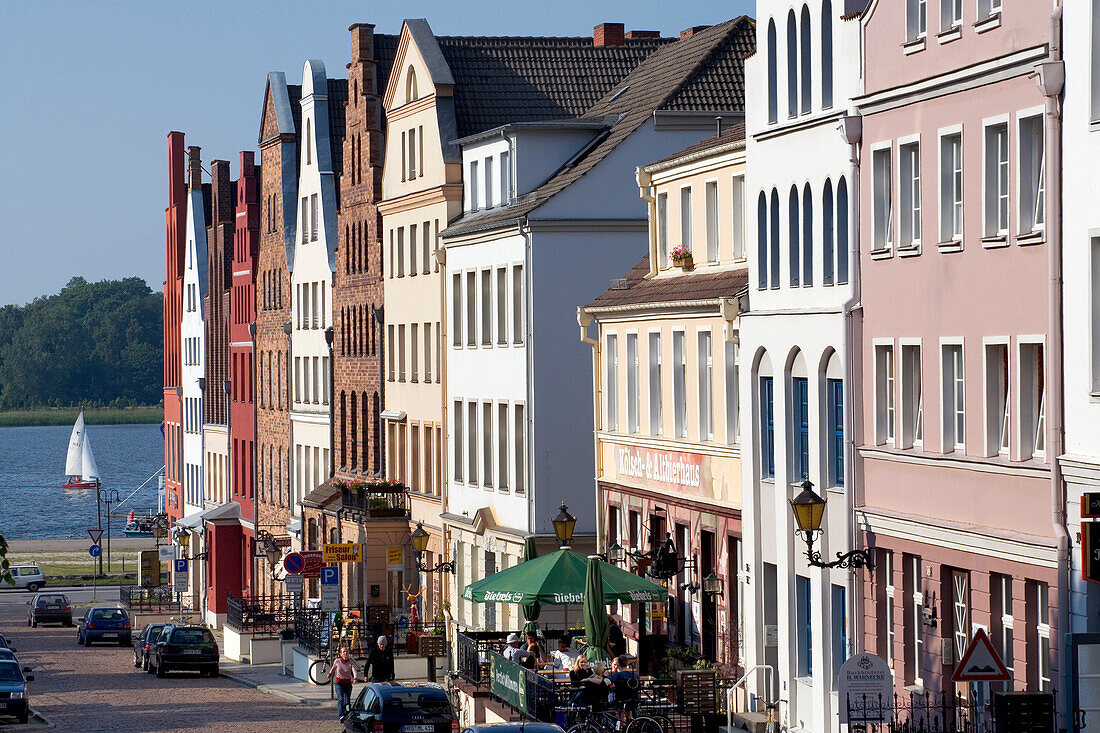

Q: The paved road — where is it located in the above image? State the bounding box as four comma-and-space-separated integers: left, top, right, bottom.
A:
0, 588, 342, 732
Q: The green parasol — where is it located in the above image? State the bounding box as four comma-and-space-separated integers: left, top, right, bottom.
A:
521, 536, 541, 634
581, 555, 612, 663
462, 549, 667, 605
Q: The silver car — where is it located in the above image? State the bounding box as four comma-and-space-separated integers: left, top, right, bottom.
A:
0, 566, 46, 592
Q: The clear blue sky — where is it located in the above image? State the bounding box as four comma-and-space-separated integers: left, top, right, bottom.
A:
0, 0, 755, 307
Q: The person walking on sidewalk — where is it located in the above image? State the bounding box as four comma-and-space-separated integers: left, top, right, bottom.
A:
365, 635, 395, 682
328, 646, 359, 719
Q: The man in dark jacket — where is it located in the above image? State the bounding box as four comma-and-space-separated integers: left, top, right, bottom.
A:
366, 635, 395, 682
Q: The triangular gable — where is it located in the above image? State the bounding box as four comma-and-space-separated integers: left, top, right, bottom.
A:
383, 19, 454, 110
298, 58, 341, 274
259, 71, 296, 145
185, 189, 210, 310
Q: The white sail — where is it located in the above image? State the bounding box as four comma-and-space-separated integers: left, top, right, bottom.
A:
65, 412, 85, 476
81, 430, 99, 481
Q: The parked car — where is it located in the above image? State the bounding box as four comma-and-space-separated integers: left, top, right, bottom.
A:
149, 624, 219, 678
462, 726, 565, 733
0, 649, 16, 663
0, 566, 45, 592
27, 593, 72, 627
0, 660, 34, 725
343, 683, 458, 733
0, 633, 16, 653
76, 606, 131, 646
132, 622, 167, 671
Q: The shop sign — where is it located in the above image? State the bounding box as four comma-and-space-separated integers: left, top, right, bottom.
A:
323, 543, 362, 563
387, 546, 404, 568
490, 653, 528, 712
614, 445, 709, 495
139, 549, 161, 587
839, 653, 894, 724
301, 551, 324, 578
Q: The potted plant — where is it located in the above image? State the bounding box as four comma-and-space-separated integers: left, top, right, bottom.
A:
670, 245, 693, 270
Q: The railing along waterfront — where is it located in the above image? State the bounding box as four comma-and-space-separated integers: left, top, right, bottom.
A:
225, 594, 298, 633
119, 584, 180, 613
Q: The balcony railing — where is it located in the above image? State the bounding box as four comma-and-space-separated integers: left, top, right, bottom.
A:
120, 585, 181, 614
226, 594, 299, 634
338, 483, 410, 519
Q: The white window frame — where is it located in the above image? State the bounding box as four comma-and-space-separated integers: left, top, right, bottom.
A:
1035, 581, 1051, 692
496, 267, 509, 346
1017, 336, 1046, 461
649, 330, 663, 436
453, 400, 464, 483
606, 332, 619, 432
481, 268, 492, 347
906, 0, 928, 41
452, 273, 463, 348
898, 135, 922, 251
871, 141, 894, 254
469, 160, 479, 211
626, 332, 640, 434
938, 125, 965, 248
874, 340, 896, 446
657, 192, 669, 269
978, 0, 1002, 22
484, 156, 494, 209
941, 0, 963, 32
725, 340, 740, 445
705, 180, 719, 263
981, 337, 1011, 457
498, 401, 510, 492
981, 115, 1010, 240
941, 339, 966, 452
900, 340, 924, 449
1016, 107, 1046, 238
673, 329, 687, 438
884, 551, 896, 670
732, 175, 746, 261
909, 555, 924, 687
698, 329, 714, 441
680, 187, 693, 257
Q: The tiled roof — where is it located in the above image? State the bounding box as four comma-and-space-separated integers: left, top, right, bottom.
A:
326, 78, 348, 174
587, 255, 749, 309
287, 85, 302, 139
435, 35, 674, 138
660, 28, 753, 111
443, 17, 756, 238
645, 122, 746, 168
375, 34, 400, 97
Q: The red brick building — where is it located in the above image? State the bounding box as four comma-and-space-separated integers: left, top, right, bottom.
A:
164, 131, 186, 522
230, 151, 260, 594
255, 72, 300, 592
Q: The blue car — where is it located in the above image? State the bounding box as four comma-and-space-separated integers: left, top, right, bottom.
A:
0, 659, 33, 724
77, 606, 132, 646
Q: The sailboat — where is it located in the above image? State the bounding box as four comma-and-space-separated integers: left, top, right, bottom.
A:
61, 411, 100, 489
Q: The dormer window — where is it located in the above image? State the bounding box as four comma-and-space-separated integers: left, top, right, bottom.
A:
406, 66, 418, 103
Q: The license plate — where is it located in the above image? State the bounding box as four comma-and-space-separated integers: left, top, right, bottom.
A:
402, 726, 434, 733
0, 702, 6, 709
183, 649, 201, 655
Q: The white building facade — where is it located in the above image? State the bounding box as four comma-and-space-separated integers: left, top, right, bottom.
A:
182, 185, 208, 517
740, 2, 863, 730
290, 59, 338, 515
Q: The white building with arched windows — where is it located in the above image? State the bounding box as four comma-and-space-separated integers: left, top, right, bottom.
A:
740, 1, 866, 730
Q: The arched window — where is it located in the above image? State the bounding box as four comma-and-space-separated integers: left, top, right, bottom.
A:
406, 66, 418, 103
823, 179, 835, 285
769, 189, 781, 289
837, 177, 849, 284
789, 186, 800, 287
757, 192, 769, 289
821, 0, 834, 108
787, 10, 798, 119
800, 5, 812, 114
351, 391, 358, 469
802, 182, 814, 286
767, 20, 778, 124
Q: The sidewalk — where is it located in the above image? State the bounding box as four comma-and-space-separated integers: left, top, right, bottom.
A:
219, 659, 338, 707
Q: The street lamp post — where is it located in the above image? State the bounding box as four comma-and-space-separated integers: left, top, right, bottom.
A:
411, 522, 455, 574
98, 489, 121, 573
788, 480, 872, 570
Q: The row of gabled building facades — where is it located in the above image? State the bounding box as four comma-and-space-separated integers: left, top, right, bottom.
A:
161, 2, 1100, 729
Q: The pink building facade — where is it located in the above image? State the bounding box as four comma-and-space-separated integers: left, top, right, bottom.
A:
854, 0, 1062, 704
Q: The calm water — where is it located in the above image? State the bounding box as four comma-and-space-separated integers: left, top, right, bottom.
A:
0, 423, 163, 540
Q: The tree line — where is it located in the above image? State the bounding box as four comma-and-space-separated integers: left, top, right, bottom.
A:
0, 277, 162, 409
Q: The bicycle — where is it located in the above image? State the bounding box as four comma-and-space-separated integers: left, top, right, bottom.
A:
308, 651, 364, 686
763, 698, 787, 733
564, 704, 663, 733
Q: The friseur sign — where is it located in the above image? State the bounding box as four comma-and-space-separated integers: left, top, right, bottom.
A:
323, 543, 363, 563
490, 653, 528, 713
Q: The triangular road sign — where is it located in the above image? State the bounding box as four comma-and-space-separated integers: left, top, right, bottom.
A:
88, 529, 104, 545
952, 627, 1011, 682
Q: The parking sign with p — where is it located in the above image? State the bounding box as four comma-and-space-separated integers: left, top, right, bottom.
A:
321, 566, 339, 585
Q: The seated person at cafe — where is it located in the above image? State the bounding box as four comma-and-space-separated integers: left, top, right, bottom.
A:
552, 637, 578, 670
504, 633, 530, 665
607, 655, 639, 709
525, 631, 546, 665
570, 657, 612, 711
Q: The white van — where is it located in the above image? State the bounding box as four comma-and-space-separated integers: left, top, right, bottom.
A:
1, 566, 46, 592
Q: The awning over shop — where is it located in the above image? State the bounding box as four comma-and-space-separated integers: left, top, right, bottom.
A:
462, 549, 668, 605
380, 409, 406, 422
175, 504, 220, 529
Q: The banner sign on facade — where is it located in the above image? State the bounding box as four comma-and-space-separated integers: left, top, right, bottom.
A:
613, 445, 712, 497
386, 546, 404, 568
839, 652, 895, 724
301, 551, 324, 578
323, 543, 362, 563
490, 653, 528, 713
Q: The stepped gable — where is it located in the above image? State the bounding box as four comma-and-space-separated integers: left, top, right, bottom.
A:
434, 34, 673, 138
587, 254, 749, 309
444, 17, 755, 237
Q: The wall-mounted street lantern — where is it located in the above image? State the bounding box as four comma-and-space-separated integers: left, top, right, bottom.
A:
551, 501, 577, 548
788, 480, 872, 570
411, 522, 455, 574
255, 530, 283, 579
702, 572, 723, 596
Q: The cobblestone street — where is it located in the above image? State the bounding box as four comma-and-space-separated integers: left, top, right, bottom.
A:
0, 590, 342, 732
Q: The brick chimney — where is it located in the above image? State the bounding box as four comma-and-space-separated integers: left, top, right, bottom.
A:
187, 145, 202, 192
594, 22, 625, 47
680, 25, 710, 39
625, 30, 661, 40
211, 159, 233, 227
349, 22, 375, 65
